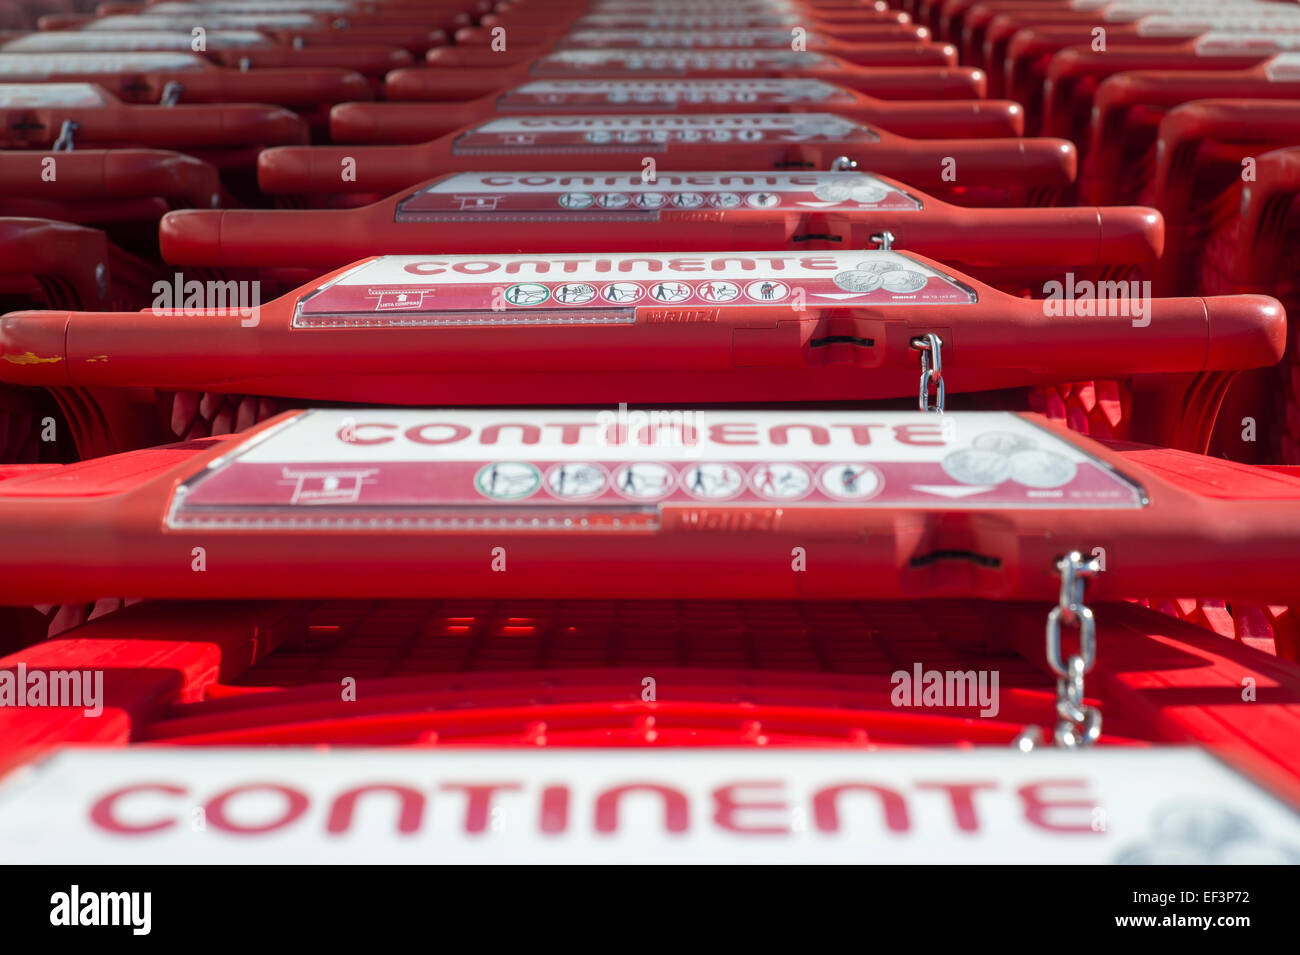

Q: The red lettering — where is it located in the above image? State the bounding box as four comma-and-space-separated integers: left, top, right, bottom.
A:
452, 261, 499, 275
544, 423, 599, 444
893, 423, 947, 446
403, 261, 447, 275
205, 784, 309, 835
440, 783, 522, 834
813, 783, 910, 832
540, 785, 569, 834
710, 422, 759, 445
595, 783, 689, 833
829, 423, 885, 445
342, 422, 396, 445
327, 784, 424, 835
713, 781, 789, 835
771, 424, 830, 445
915, 782, 997, 832
89, 783, 185, 834
1018, 780, 1098, 833
481, 424, 542, 445
404, 423, 471, 445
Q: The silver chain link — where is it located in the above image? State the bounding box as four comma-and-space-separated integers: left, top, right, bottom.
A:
52, 120, 77, 152
910, 333, 944, 413
160, 82, 183, 107
1014, 551, 1103, 751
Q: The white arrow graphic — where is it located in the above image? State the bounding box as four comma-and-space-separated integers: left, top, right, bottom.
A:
911, 485, 995, 498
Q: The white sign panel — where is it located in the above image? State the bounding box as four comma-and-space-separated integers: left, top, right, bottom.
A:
1, 748, 1297, 863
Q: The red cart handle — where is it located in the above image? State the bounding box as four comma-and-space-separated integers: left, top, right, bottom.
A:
412, 51, 987, 100
1, 97, 309, 149
329, 91, 1025, 145
0, 148, 221, 209
257, 119, 1076, 203
159, 170, 1158, 271
0, 217, 111, 309
0, 252, 1279, 406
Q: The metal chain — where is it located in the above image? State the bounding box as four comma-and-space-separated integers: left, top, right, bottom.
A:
1015, 551, 1103, 751
52, 120, 78, 152
910, 333, 944, 413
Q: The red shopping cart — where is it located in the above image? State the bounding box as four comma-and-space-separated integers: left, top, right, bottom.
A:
0, 250, 1277, 456
258, 113, 1076, 208
159, 168, 1159, 301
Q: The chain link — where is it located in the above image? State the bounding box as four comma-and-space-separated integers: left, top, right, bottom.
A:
910, 333, 944, 413
160, 82, 184, 107
1015, 551, 1103, 751
52, 120, 77, 152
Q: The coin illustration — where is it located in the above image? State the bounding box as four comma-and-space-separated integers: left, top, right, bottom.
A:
972, 431, 1036, 455
849, 182, 890, 204
833, 269, 883, 293
1008, 449, 1077, 488
941, 449, 1012, 485
880, 269, 928, 293
813, 181, 854, 202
